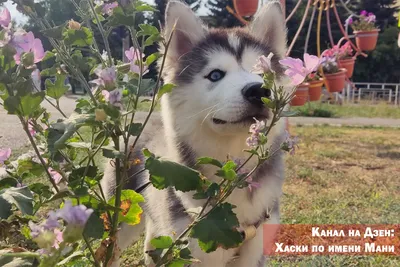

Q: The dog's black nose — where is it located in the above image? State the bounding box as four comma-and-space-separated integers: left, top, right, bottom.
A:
242, 83, 271, 106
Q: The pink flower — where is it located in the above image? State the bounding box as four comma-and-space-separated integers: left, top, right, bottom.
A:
279, 53, 320, 86
0, 148, 11, 165
28, 119, 36, 136
360, 10, 368, 16
102, 2, 118, 15
0, 8, 11, 28
253, 53, 274, 73
366, 14, 376, 23
102, 89, 123, 108
52, 229, 63, 249
91, 66, 117, 91
48, 168, 62, 184
246, 118, 266, 147
12, 31, 45, 66
345, 17, 353, 27
125, 47, 148, 74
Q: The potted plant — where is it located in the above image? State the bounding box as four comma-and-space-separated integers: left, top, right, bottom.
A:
321, 57, 347, 93
337, 42, 356, 78
234, 0, 259, 17
290, 83, 309, 106
306, 73, 324, 101
348, 11, 380, 51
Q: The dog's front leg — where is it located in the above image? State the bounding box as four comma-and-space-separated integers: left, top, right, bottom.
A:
230, 213, 280, 267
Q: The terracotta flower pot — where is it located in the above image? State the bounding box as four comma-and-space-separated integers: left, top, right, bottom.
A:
338, 58, 355, 78
354, 29, 380, 51
308, 79, 324, 101
324, 68, 347, 93
234, 0, 259, 17
291, 83, 309, 106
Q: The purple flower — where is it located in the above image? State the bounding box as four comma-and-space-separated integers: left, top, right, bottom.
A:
103, 2, 118, 15
91, 66, 117, 91
44, 211, 60, 230
102, 89, 123, 108
279, 53, 320, 86
360, 10, 368, 16
57, 200, 93, 227
0, 8, 11, 28
253, 53, 274, 74
29, 218, 63, 251
48, 168, 62, 184
246, 135, 260, 147
249, 118, 266, 134
12, 31, 45, 66
125, 47, 148, 74
0, 148, 11, 165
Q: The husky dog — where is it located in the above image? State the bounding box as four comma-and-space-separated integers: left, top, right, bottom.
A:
103, 1, 288, 266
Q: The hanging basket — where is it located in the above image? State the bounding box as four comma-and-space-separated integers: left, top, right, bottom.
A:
308, 79, 324, 101
324, 68, 347, 93
354, 29, 380, 51
234, 0, 259, 17
338, 58, 356, 78
290, 83, 309, 106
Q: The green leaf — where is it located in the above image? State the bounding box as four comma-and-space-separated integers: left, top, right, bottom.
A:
145, 52, 160, 66
0, 187, 34, 216
63, 27, 94, 47
4, 92, 45, 117
67, 142, 92, 149
42, 51, 56, 61
196, 157, 223, 168
144, 34, 162, 47
41, 23, 66, 40
157, 83, 175, 100
46, 74, 69, 100
206, 183, 220, 197
102, 147, 125, 159
43, 191, 73, 205
105, 7, 136, 27
150, 236, 173, 249
127, 123, 142, 136
138, 24, 159, 37
135, 3, 157, 12
0, 196, 11, 219
216, 161, 237, 181
108, 190, 145, 225
145, 156, 202, 192
49, 113, 96, 151
261, 97, 275, 109
16, 159, 43, 176
56, 251, 84, 266
83, 213, 104, 239
190, 203, 242, 253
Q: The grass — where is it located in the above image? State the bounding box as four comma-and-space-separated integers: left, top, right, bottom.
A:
292, 101, 400, 119
120, 125, 400, 266
268, 125, 400, 266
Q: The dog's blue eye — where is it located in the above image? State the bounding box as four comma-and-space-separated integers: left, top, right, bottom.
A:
206, 69, 225, 82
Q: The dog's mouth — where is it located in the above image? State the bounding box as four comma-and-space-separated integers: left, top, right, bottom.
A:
212, 114, 268, 125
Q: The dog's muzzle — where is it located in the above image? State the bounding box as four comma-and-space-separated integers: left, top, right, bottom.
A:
242, 82, 271, 107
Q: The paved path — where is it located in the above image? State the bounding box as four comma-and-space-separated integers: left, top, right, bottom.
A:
1, 95, 400, 149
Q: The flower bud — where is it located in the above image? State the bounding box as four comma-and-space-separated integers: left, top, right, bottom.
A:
95, 109, 107, 121
68, 20, 81, 30
21, 52, 35, 68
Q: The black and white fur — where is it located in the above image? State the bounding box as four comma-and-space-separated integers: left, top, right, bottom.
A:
102, 1, 288, 266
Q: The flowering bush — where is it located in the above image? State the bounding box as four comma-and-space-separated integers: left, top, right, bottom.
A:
0, 1, 305, 266
324, 42, 354, 60
348, 11, 378, 31
321, 57, 340, 74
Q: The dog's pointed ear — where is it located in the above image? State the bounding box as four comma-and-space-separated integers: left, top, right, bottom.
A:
249, 1, 287, 57
164, 1, 207, 60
